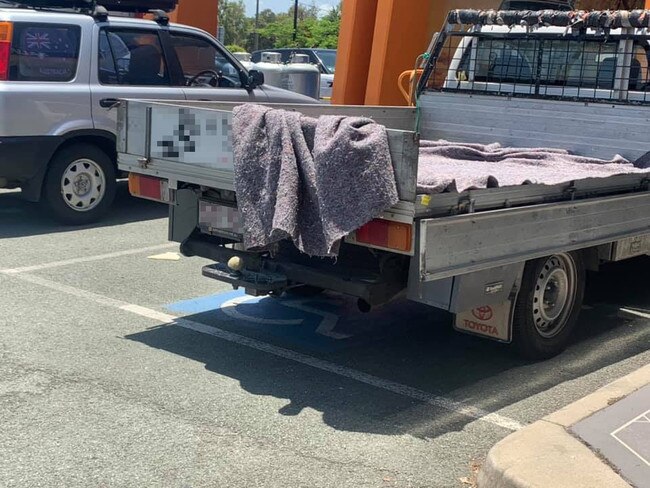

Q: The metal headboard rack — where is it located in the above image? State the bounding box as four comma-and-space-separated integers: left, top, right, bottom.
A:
417, 9, 650, 104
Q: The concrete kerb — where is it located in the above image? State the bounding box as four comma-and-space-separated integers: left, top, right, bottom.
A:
477, 364, 650, 488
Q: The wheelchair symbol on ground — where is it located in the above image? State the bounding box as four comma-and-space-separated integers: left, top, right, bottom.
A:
217, 292, 350, 339
166, 289, 435, 352
166, 289, 361, 353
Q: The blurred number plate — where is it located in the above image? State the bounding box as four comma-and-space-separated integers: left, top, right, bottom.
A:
199, 200, 243, 241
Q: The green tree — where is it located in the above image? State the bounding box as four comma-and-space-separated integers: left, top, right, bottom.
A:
257, 9, 277, 28
258, 14, 295, 49
218, 0, 249, 47
289, 2, 320, 21
241, 1, 342, 52
226, 44, 248, 53
311, 4, 341, 48
247, 8, 278, 52
323, 4, 342, 23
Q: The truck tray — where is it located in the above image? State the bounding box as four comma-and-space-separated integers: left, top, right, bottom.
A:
117, 100, 420, 203
118, 99, 649, 222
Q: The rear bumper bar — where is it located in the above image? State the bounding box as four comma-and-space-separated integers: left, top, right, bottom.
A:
181, 232, 408, 306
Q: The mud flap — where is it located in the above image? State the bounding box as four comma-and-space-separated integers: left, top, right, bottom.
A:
454, 299, 514, 343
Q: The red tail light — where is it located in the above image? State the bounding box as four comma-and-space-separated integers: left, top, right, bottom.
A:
0, 22, 13, 81
128, 173, 171, 203
353, 218, 413, 253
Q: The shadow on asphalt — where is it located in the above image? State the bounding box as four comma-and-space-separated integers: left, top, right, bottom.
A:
584, 256, 650, 312
126, 258, 649, 439
0, 182, 168, 239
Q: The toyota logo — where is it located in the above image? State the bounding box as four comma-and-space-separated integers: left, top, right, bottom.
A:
472, 306, 493, 321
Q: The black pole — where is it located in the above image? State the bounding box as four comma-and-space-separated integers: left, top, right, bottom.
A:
254, 0, 259, 51
293, 0, 298, 41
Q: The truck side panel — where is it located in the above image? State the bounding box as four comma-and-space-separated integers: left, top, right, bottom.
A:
417, 193, 650, 281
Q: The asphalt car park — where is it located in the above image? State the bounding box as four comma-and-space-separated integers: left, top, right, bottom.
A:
1, 186, 649, 488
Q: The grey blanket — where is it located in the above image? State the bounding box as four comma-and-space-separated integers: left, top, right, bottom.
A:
417, 140, 649, 194
232, 104, 398, 257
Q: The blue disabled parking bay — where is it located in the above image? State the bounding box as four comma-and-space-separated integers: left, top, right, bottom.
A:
165, 289, 435, 353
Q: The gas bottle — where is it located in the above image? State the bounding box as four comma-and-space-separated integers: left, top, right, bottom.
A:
232, 52, 254, 70
281, 53, 321, 100
252, 52, 285, 88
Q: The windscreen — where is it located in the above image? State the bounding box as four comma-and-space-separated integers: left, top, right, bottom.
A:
314, 50, 336, 74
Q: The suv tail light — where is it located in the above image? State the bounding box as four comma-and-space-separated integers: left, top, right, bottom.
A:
0, 22, 13, 81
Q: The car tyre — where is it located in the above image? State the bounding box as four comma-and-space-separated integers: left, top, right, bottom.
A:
512, 252, 585, 360
42, 144, 116, 225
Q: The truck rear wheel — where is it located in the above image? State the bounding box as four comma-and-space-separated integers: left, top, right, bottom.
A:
43, 144, 116, 225
512, 252, 585, 360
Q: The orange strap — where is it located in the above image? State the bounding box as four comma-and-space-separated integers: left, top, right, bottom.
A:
397, 69, 423, 106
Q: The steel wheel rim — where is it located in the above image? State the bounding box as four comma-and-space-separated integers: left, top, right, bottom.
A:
60, 159, 106, 212
532, 254, 577, 339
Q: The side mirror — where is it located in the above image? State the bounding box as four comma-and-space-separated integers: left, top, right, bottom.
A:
247, 69, 265, 89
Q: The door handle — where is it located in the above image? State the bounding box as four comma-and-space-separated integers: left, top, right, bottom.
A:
99, 98, 120, 108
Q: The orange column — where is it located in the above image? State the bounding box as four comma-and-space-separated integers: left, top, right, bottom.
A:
169, 0, 219, 36
646, 0, 650, 7
330, 0, 378, 105
363, 0, 438, 106
365, 0, 498, 106
334, 0, 501, 106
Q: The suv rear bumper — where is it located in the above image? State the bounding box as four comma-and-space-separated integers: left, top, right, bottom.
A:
0, 136, 61, 186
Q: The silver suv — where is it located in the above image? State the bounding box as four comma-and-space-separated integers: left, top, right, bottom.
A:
0, 5, 314, 224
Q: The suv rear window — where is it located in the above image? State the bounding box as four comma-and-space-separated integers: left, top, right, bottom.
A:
10, 23, 81, 82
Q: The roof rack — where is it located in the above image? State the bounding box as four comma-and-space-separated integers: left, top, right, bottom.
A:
149, 8, 168, 25
445, 9, 650, 29
8, 0, 178, 14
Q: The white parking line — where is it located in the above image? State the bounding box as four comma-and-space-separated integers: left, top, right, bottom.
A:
0, 243, 178, 274
619, 308, 650, 320
610, 409, 650, 467
12, 273, 129, 308
6, 272, 525, 432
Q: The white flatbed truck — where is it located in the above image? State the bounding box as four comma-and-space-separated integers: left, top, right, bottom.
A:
117, 9, 650, 359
